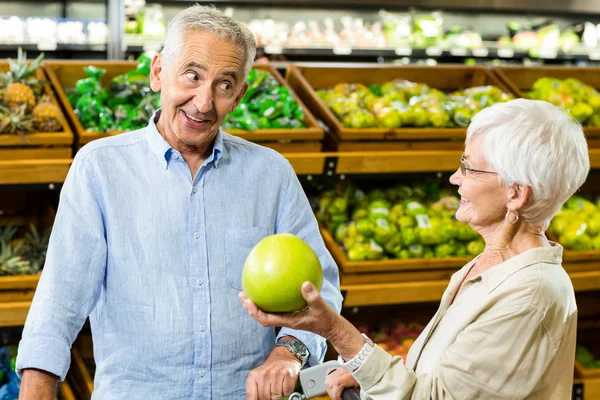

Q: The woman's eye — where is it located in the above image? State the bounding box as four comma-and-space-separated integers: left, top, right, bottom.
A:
185, 72, 198, 81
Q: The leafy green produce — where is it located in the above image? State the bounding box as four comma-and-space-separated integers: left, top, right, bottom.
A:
316, 180, 483, 261
222, 69, 306, 131
68, 54, 160, 133
317, 81, 514, 129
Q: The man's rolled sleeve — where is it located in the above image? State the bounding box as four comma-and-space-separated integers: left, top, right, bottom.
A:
275, 163, 343, 366
16, 152, 107, 380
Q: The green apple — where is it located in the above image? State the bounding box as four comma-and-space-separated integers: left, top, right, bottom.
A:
242, 233, 323, 312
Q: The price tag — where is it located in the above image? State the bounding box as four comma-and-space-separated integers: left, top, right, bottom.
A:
264, 44, 282, 54
333, 44, 352, 55
425, 47, 442, 56
497, 48, 514, 58
538, 49, 558, 59
395, 46, 412, 56
37, 42, 58, 51
415, 214, 432, 229
472, 48, 489, 57
589, 51, 600, 60
142, 42, 162, 52
450, 47, 468, 56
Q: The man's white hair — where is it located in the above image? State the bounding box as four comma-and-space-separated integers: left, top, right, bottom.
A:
161, 5, 256, 78
466, 98, 590, 230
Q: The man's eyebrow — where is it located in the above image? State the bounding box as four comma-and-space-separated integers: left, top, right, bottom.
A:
184, 62, 205, 71
221, 70, 239, 81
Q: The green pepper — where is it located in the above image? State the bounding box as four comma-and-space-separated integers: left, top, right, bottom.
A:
75, 77, 101, 94
259, 98, 278, 118
241, 70, 267, 103
98, 111, 115, 132
240, 114, 259, 130
84, 65, 106, 80
257, 116, 270, 128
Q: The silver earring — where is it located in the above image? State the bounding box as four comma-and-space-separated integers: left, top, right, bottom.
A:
505, 209, 519, 224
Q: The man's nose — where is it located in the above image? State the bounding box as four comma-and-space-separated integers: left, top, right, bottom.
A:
193, 83, 214, 114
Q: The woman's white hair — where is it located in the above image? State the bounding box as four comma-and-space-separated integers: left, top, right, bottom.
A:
466, 98, 590, 230
161, 5, 256, 77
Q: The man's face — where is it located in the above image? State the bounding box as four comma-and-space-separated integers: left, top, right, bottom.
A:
150, 30, 248, 149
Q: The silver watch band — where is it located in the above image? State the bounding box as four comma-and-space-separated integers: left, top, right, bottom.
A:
339, 334, 375, 373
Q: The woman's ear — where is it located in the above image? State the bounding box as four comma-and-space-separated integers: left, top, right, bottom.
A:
507, 184, 532, 212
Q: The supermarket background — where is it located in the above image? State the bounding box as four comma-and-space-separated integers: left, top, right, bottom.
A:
1, 0, 600, 398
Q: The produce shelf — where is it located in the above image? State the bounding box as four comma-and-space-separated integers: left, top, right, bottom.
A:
340, 264, 600, 307
0, 159, 72, 185
0, 301, 31, 327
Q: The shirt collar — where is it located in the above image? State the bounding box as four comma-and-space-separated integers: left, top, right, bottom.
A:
480, 242, 563, 293
145, 109, 225, 169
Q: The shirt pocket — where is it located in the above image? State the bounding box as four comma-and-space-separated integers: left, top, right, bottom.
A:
224, 226, 268, 290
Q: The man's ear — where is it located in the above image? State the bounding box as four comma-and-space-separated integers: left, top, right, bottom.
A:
150, 53, 163, 93
507, 184, 532, 212
232, 82, 248, 112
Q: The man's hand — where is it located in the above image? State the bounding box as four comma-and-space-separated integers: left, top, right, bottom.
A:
326, 368, 359, 400
246, 345, 301, 400
19, 369, 59, 400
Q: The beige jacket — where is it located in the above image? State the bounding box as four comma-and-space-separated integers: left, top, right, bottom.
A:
353, 243, 577, 400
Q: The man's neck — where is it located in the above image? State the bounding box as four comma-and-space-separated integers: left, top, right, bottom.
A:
156, 118, 215, 179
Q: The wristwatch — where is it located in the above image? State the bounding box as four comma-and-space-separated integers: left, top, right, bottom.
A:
339, 334, 375, 373
273, 339, 310, 367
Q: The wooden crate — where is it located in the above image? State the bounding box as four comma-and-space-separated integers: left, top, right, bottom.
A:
575, 328, 600, 379
0, 62, 73, 156
68, 347, 94, 400
320, 225, 470, 275
493, 66, 600, 139
44, 61, 323, 150
286, 64, 516, 150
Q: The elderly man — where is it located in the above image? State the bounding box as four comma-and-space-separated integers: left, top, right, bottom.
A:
16, 5, 342, 400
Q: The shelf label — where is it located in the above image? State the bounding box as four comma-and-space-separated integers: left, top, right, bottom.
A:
333, 44, 352, 55
472, 48, 489, 57
264, 44, 282, 54
450, 47, 468, 56
497, 48, 514, 58
37, 42, 58, 51
415, 214, 432, 229
425, 47, 442, 56
538, 49, 558, 59
142, 42, 162, 52
395, 46, 412, 56
589, 51, 600, 60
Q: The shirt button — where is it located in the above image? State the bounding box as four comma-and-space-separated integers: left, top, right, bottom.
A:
192, 187, 198, 193
199, 371, 205, 377
199, 324, 206, 331
174, 154, 179, 159
197, 278, 204, 286
193, 232, 200, 239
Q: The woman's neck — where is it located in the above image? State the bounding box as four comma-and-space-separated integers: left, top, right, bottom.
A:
473, 222, 550, 274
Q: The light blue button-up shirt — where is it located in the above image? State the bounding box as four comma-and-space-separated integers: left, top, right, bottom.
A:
16, 112, 343, 399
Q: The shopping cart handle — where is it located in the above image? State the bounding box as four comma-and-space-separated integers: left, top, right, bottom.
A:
342, 387, 361, 400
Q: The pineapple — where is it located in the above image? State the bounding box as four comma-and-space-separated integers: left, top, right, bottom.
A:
0, 104, 34, 141
22, 224, 50, 272
3, 83, 35, 111
32, 96, 62, 132
0, 224, 34, 276
0, 47, 44, 111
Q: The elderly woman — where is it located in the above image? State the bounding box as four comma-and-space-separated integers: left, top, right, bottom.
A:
240, 98, 590, 400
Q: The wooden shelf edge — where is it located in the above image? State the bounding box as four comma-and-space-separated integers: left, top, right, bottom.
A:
0, 301, 30, 327
0, 273, 41, 290
0, 158, 72, 184
282, 152, 327, 175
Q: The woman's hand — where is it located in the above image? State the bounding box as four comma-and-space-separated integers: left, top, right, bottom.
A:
238, 281, 340, 339
326, 368, 360, 400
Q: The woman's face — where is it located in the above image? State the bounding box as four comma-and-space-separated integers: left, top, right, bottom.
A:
449, 136, 510, 232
